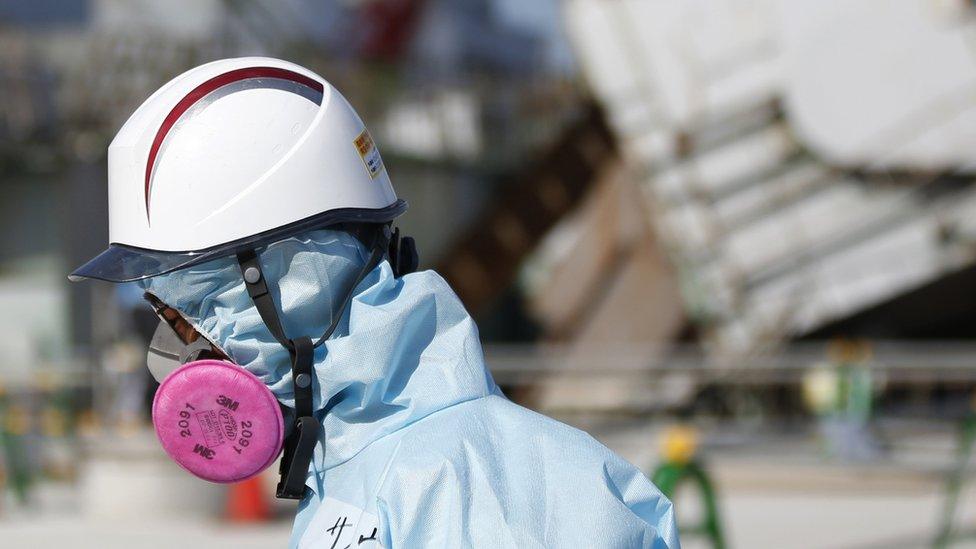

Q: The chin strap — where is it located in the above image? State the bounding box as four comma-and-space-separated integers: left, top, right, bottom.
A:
235, 224, 391, 500
276, 336, 316, 499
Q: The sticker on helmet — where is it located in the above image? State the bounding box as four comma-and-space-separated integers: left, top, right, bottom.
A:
354, 129, 385, 179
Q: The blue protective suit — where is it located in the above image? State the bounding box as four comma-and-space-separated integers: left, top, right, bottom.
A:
141, 229, 679, 548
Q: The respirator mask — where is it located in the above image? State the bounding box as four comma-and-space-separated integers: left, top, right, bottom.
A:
144, 224, 417, 499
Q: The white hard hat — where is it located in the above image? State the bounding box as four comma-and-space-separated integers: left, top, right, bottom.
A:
70, 57, 406, 283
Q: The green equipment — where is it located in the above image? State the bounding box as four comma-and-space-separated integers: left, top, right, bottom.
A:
0, 385, 32, 506
651, 426, 726, 549
935, 410, 976, 548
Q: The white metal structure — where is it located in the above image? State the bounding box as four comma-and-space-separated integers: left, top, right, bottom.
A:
71, 57, 404, 282
781, 0, 976, 169
565, 0, 976, 356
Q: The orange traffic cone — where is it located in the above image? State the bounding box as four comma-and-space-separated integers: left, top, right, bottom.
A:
226, 476, 271, 522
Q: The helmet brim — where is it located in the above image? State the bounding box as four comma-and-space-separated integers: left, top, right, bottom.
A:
69, 200, 408, 283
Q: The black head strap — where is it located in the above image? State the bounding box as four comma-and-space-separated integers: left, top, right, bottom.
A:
236, 250, 294, 350
276, 335, 316, 499
387, 226, 418, 277
234, 224, 391, 500
313, 227, 388, 348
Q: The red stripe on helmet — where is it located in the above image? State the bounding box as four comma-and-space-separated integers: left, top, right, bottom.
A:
144, 67, 324, 222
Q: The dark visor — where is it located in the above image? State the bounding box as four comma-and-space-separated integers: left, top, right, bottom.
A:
69, 200, 408, 283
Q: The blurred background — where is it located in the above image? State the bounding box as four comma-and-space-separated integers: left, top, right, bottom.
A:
2, 0, 976, 547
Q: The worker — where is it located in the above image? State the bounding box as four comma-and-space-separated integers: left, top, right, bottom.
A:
70, 57, 679, 548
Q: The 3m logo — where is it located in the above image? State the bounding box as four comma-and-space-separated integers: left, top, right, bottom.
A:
353, 129, 384, 179
193, 443, 215, 460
